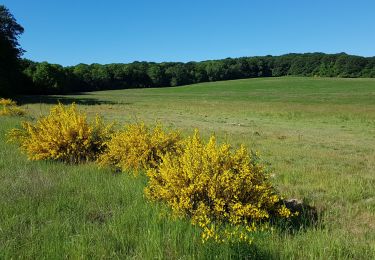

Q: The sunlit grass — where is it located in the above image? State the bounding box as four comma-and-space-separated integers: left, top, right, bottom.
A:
1, 77, 374, 259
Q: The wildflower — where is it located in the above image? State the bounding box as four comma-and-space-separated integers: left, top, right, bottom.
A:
8, 103, 113, 163
145, 130, 292, 242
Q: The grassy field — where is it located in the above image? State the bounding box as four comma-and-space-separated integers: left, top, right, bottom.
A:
1, 77, 374, 259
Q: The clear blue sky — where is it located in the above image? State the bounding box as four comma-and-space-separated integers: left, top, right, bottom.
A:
3, 0, 375, 66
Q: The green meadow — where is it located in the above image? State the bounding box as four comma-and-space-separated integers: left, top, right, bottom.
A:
1, 77, 374, 259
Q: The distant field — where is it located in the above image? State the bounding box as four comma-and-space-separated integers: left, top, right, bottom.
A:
1, 77, 375, 259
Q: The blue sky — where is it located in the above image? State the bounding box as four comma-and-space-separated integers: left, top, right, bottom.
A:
3, 0, 375, 66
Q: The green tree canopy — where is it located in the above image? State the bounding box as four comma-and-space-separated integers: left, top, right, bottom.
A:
0, 5, 25, 96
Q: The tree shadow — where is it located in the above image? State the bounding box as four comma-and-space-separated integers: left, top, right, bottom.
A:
15, 95, 131, 106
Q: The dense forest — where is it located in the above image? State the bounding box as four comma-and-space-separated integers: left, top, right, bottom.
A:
1, 5, 375, 96
20, 53, 375, 94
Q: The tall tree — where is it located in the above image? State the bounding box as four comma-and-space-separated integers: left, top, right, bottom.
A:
0, 5, 24, 96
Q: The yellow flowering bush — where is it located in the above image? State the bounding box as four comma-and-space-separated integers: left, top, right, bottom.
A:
145, 130, 293, 243
8, 103, 113, 163
98, 122, 182, 173
0, 98, 26, 116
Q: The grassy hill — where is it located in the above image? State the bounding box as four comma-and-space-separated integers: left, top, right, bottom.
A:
1, 77, 374, 259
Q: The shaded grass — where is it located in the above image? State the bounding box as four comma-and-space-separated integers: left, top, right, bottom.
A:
1, 77, 375, 259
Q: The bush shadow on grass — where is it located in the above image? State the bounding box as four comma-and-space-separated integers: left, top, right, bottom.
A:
227, 241, 278, 260
273, 199, 322, 234
204, 200, 321, 259
202, 238, 277, 260
15, 95, 132, 106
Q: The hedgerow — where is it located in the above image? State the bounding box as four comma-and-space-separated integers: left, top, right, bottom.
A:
8, 103, 113, 163
145, 130, 293, 243
0, 98, 26, 116
98, 122, 182, 173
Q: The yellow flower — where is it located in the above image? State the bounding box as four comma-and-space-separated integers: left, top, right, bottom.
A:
145, 129, 292, 243
8, 103, 112, 163
0, 98, 26, 116
97, 122, 182, 174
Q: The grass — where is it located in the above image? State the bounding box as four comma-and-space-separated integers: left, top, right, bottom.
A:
1, 77, 375, 259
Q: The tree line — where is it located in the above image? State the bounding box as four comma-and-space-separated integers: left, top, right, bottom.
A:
1, 5, 375, 97
19, 53, 375, 94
